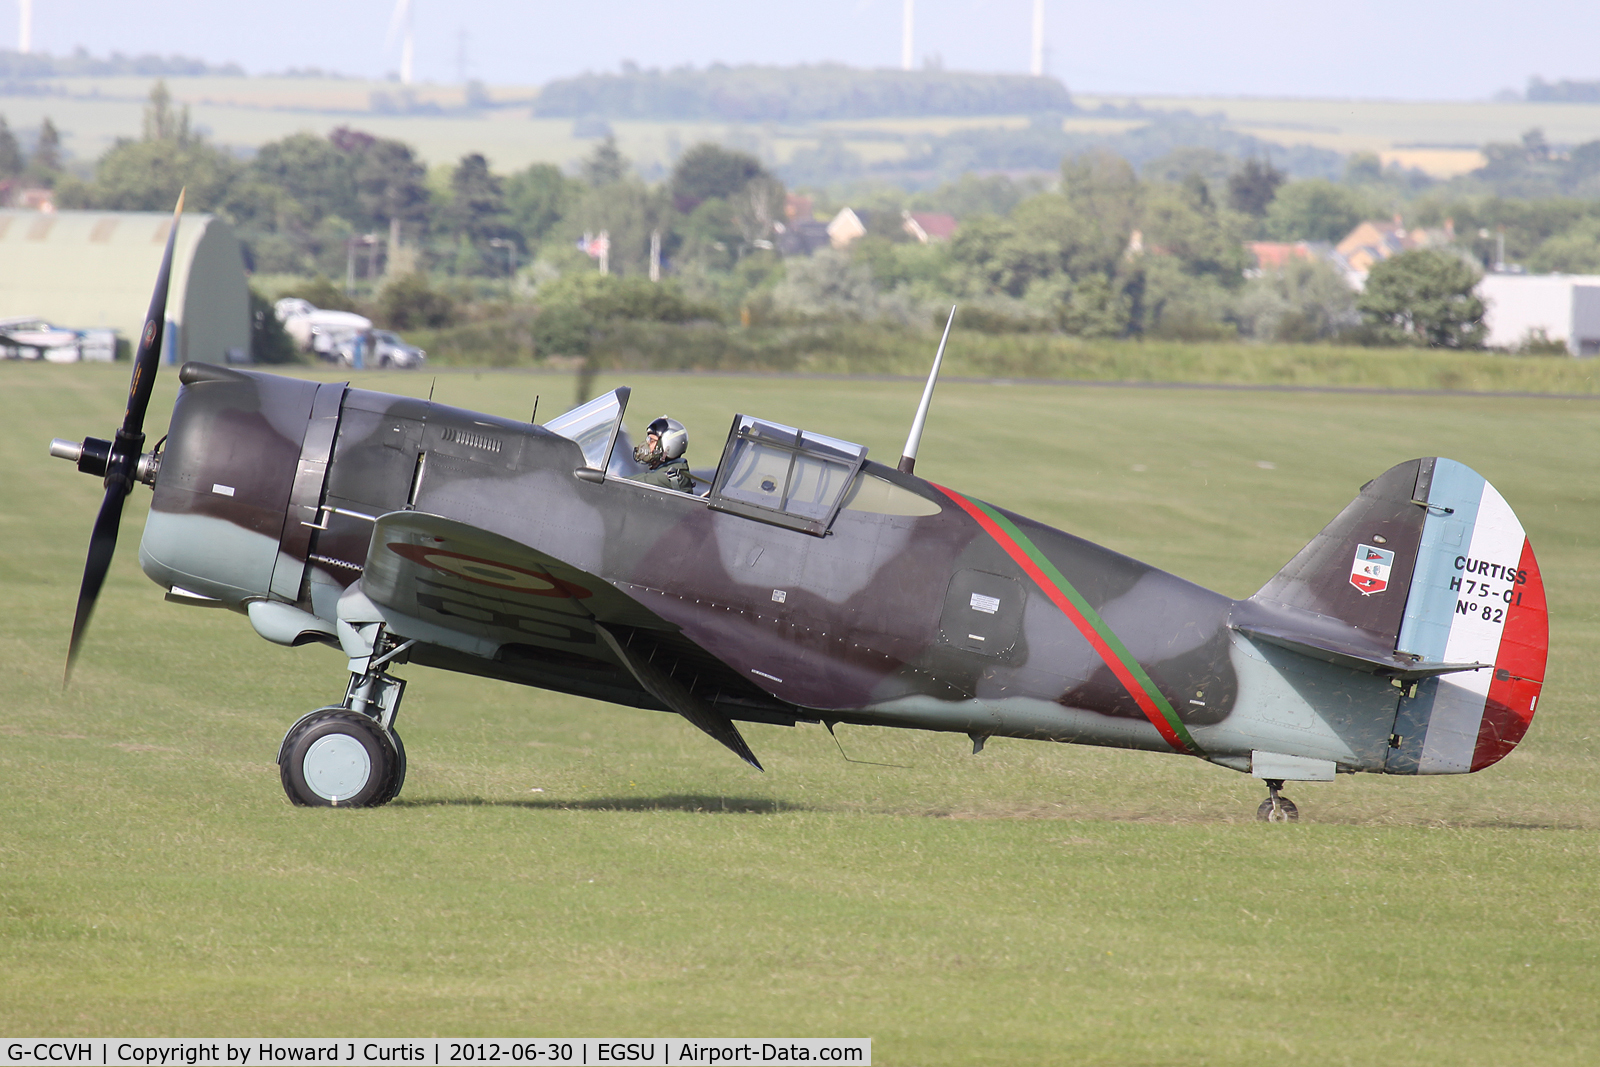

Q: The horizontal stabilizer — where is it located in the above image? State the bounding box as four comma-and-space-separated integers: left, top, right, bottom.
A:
596, 623, 763, 771
1232, 619, 1488, 681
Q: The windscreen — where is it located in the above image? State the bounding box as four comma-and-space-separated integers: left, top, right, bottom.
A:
543, 388, 630, 470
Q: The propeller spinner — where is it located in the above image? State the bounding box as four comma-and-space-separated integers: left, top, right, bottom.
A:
52, 190, 185, 683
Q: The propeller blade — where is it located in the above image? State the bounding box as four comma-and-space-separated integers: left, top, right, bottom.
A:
65, 480, 131, 685
121, 187, 184, 440
63, 188, 183, 685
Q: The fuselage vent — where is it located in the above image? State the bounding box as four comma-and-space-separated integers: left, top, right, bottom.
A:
441, 426, 502, 453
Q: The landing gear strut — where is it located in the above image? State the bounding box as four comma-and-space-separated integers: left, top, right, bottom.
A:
1256, 778, 1299, 823
278, 627, 413, 808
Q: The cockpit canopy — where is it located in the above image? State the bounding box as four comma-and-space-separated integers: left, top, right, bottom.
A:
542, 388, 869, 536
707, 416, 867, 535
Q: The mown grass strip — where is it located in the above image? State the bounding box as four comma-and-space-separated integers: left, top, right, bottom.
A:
401, 319, 1600, 395
4, 363, 1597, 1060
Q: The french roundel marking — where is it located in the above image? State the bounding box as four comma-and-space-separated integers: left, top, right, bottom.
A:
386, 542, 592, 598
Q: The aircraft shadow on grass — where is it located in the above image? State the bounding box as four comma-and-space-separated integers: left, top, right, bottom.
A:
391, 794, 805, 814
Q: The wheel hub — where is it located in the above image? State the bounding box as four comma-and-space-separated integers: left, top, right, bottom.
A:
302, 733, 372, 803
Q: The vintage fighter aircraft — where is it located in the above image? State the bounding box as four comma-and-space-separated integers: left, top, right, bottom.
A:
52, 201, 1548, 820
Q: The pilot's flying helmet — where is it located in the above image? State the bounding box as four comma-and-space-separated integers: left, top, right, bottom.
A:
646, 416, 688, 460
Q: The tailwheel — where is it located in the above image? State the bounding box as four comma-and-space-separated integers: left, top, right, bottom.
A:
279, 707, 401, 808
1255, 778, 1299, 823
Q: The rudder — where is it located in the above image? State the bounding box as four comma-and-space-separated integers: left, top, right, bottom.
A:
1387, 459, 1547, 774
1241, 458, 1548, 775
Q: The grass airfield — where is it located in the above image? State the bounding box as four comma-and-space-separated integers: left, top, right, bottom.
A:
2, 361, 1599, 1060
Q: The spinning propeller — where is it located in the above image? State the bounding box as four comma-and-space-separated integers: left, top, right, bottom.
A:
51, 190, 185, 684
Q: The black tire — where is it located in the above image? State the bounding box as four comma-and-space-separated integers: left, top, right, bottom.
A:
1256, 795, 1300, 823
279, 709, 397, 808
372, 728, 407, 806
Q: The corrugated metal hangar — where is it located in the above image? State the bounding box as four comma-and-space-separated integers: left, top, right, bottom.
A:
0, 209, 250, 363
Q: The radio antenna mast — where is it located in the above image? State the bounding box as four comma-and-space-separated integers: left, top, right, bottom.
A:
898, 305, 956, 475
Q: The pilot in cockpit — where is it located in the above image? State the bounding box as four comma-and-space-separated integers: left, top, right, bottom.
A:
627, 416, 695, 492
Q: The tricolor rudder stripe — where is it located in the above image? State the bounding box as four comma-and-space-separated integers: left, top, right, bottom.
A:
1476, 536, 1545, 770
931, 483, 1201, 755
1390, 460, 1548, 774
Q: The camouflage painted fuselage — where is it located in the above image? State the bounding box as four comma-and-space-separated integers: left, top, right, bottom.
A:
137, 364, 1547, 779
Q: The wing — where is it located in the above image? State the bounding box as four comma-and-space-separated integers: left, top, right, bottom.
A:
361, 511, 763, 767
363, 510, 666, 654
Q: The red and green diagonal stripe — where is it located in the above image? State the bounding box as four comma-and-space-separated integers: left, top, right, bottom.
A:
932, 483, 1201, 755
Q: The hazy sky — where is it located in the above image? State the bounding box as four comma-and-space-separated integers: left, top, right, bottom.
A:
11, 0, 1600, 99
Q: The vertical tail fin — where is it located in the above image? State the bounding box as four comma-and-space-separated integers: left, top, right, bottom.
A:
1249, 458, 1430, 653
1243, 458, 1547, 774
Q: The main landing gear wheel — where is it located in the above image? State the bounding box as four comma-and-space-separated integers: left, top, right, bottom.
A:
279, 708, 403, 808
373, 728, 407, 806
1255, 778, 1299, 823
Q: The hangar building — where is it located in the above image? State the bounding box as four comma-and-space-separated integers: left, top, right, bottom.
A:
0, 210, 250, 364
1478, 272, 1600, 356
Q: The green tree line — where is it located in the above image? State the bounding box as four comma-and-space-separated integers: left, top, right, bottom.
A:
22, 82, 1600, 356
0, 47, 243, 78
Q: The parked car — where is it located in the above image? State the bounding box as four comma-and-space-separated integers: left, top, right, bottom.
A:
337, 329, 427, 369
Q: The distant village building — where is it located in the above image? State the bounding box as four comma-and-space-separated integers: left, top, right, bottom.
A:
1245, 241, 1324, 273
824, 206, 958, 251
901, 211, 957, 243
775, 194, 829, 256
0, 209, 251, 364
1478, 273, 1600, 355
1245, 222, 1600, 353
1334, 217, 1458, 287
826, 207, 869, 249
1245, 220, 1462, 291
1336, 218, 1413, 274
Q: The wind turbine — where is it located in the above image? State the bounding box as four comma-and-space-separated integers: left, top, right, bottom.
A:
386, 0, 415, 85
1031, 0, 1044, 76
18, 0, 32, 54
901, 0, 913, 71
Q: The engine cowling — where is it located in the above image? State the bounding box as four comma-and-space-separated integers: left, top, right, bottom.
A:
138, 363, 344, 619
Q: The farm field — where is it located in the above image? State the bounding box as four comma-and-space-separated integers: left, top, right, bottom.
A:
2, 362, 1598, 1060
1077, 93, 1600, 150
8, 74, 1600, 176
0, 89, 615, 175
